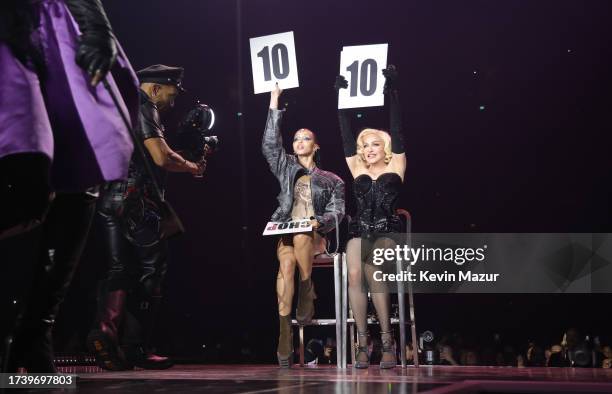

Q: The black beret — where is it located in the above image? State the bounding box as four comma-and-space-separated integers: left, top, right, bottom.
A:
136, 64, 185, 92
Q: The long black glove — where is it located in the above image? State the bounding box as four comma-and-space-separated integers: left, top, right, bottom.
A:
64, 0, 116, 85
382, 65, 404, 154
334, 75, 356, 158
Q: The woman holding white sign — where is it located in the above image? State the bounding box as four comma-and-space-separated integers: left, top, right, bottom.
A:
335, 65, 406, 369
262, 83, 345, 367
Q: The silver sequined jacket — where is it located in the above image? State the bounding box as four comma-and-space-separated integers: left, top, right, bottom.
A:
262, 109, 345, 233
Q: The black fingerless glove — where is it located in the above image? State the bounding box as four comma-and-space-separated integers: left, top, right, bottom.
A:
382, 64, 399, 95
64, 0, 116, 81
334, 75, 348, 91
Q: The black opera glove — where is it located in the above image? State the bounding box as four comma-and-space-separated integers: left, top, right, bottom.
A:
335, 75, 353, 157
382, 65, 404, 153
64, 0, 117, 83
334, 75, 348, 91
382, 64, 399, 95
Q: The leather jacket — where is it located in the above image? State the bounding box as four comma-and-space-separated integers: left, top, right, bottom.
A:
99, 90, 165, 217
262, 109, 345, 233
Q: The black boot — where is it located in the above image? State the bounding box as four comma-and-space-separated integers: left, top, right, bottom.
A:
87, 286, 131, 371
4, 316, 56, 373
277, 314, 293, 368
354, 331, 370, 369
4, 192, 96, 373
125, 296, 173, 370
295, 277, 316, 325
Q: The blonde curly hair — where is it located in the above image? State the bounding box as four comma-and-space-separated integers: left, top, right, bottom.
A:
356, 128, 392, 165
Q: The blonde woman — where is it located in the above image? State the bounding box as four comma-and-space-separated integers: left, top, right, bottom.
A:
335, 65, 406, 369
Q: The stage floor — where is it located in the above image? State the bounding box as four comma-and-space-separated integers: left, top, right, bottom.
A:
51, 364, 612, 393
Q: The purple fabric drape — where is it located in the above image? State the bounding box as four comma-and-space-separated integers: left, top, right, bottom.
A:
0, 0, 138, 191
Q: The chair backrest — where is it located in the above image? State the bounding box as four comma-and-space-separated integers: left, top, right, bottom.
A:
312, 212, 344, 268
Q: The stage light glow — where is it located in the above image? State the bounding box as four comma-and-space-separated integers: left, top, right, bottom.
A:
208, 108, 215, 130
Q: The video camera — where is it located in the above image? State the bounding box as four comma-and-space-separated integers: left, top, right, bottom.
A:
175, 102, 219, 162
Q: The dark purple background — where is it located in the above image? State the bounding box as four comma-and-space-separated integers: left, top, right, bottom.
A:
48, 0, 612, 361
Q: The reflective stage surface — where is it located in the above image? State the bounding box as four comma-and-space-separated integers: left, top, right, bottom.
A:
43, 364, 612, 393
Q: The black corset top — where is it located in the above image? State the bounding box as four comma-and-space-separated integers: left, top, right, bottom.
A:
349, 172, 403, 237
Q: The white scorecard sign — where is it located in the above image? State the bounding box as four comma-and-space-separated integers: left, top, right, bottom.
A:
338, 44, 388, 109
262, 220, 313, 236
249, 31, 300, 94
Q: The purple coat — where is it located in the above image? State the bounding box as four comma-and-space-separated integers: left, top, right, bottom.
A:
0, 0, 138, 192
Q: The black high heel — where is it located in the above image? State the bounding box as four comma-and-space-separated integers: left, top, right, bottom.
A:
354, 331, 370, 369
379, 330, 397, 369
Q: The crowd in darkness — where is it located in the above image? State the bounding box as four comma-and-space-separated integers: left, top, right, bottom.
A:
402, 328, 612, 368
297, 328, 612, 368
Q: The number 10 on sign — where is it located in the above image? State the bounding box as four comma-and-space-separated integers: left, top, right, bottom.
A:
249, 31, 300, 94
338, 44, 388, 109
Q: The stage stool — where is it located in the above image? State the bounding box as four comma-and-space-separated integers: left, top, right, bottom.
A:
291, 253, 347, 368
345, 209, 419, 368
291, 214, 348, 368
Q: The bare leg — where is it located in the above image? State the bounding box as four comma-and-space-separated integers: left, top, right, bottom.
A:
293, 232, 318, 324
276, 236, 296, 366
293, 232, 315, 280
276, 237, 297, 316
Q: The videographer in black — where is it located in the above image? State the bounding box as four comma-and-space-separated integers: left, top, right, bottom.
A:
87, 64, 206, 371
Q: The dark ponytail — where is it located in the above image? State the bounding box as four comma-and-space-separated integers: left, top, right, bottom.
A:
311, 130, 322, 168
314, 148, 322, 168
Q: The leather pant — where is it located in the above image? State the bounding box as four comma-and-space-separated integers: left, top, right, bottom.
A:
98, 211, 168, 299
97, 211, 168, 350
